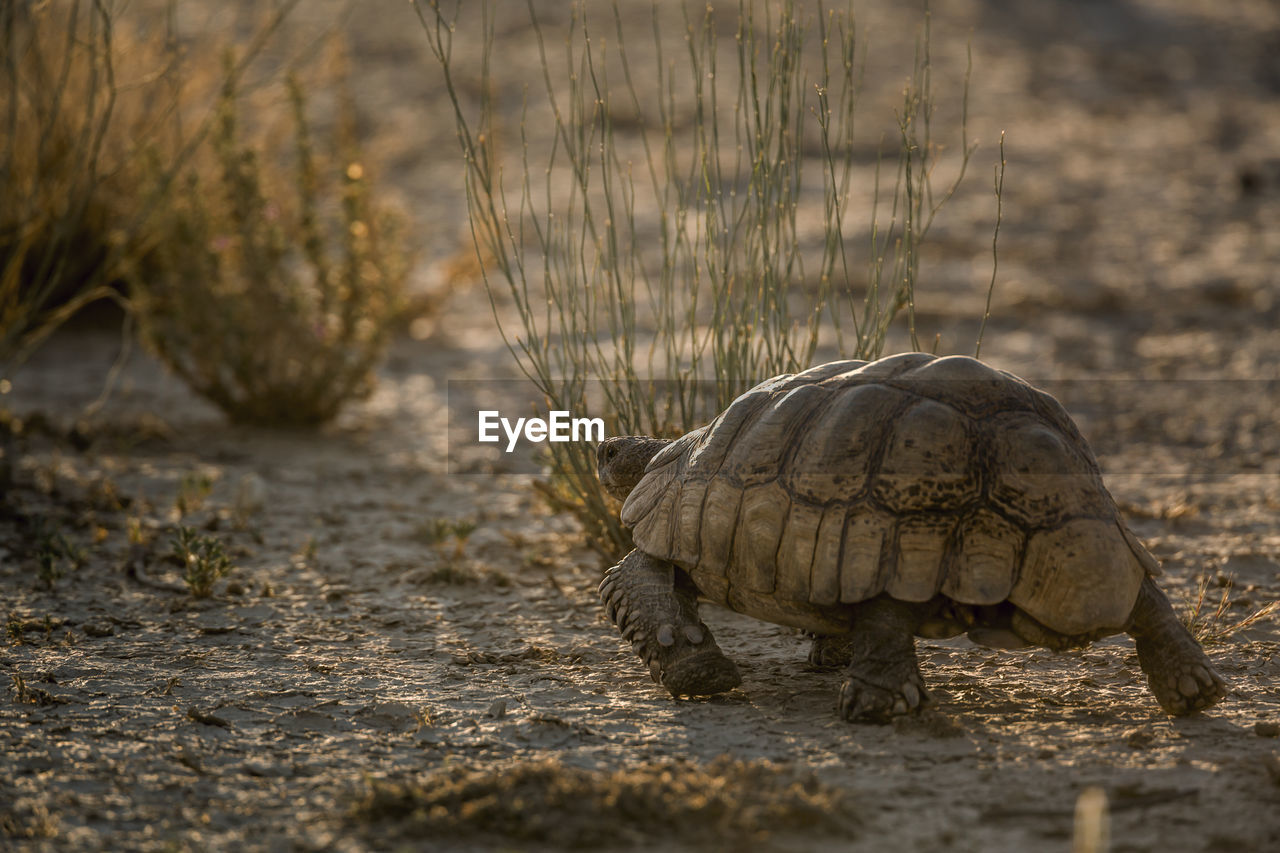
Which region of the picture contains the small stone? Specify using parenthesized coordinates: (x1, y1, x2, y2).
(1264, 754, 1280, 787)
(234, 472, 267, 521)
(487, 699, 508, 719)
(1254, 721, 1280, 738)
(83, 622, 114, 638)
(1124, 728, 1157, 749)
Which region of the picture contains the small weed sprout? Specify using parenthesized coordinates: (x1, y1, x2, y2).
(6, 617, 23, 645)
(31, 517, 86, 589)
(36, 551, 61, 590)
(1181, 572, 1280, 645)
(412, 518, 498, 585)
(415, 518, 477, 561)
(175, 472, 215, 518)
(294, 536, 319, 566)
(171, 526, 234, 598)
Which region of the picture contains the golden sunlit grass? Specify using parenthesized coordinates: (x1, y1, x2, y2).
(1180, 571, 1280, 645)
(0, 1, 174, 372)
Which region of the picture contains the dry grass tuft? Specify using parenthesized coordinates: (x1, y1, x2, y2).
(1180, 572, 1280, 645)
(352, 756, 854, 847)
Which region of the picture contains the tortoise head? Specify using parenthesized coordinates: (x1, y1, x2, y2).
(597, 436, 673, 501)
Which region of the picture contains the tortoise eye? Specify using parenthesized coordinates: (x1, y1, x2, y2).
(599, 442, 617, 463)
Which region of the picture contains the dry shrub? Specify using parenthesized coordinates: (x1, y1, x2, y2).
(352, 756, 855, 847)
(1, 2, 415, 428)
(422, 1, 987, 556)
(0, 1, 200, 372)
(132, 44, 412, 426)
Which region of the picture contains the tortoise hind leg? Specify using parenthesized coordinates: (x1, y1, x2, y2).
(599, 550, 741, 697)
(1127, 575, 1227, 715)
(808, 634, 856, 668)
(839, 595, 935, 723)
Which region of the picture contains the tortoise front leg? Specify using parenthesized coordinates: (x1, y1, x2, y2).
(839, 595, 935, 722)
(599, 550, 741, 697)
(1127, 575, 1227, 715)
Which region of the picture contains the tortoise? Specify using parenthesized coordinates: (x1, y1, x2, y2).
(596, 353, 1227, 721)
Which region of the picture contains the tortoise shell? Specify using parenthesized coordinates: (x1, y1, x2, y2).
(620, 353, 1154, 638)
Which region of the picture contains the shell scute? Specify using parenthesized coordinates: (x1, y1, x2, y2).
(871, 398, 979, 512)
(888, 515, 954, 602)
(781, 383, 904, 504)
(729, 481, 789, 594)
(988, 411, 1111, 526)
(1012, 518, 1144, 635)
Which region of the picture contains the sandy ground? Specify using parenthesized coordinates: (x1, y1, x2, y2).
(3, 0, 1280, 850)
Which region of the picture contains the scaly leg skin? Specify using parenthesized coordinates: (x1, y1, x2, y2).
(839, 596, 934, 723)
(599, 550, 741, 697)
(1128, 575, 1227, 715)
(808, 634, 856, 668)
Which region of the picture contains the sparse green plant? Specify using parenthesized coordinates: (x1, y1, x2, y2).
(6, 616, 23, 645)
(421, 562, 511, 588)
(132, 47, 413, 427)
(414, 518, 477, 560)
(294, 535, 318, 566)
(420, 1, 989, 556)
(30, 516, 86, 589)
(171, 525, 234, 598)
(174, 471, 215, 517)
(36, 550, 61, 589)
(1181, 572, 1280, 645)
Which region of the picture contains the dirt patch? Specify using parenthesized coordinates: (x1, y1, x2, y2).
(352, 756, 854, 848)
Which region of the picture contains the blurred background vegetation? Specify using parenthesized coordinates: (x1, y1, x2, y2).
(1, 0, 416, 428)
(420, 0, 996, 555)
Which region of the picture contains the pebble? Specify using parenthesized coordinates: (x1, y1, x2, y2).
(1254, 721, 1280, 738)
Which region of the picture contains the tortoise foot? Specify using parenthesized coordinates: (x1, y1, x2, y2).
(839, 669, 932, 723)
(1137, 637, 1226, 715)
(1129, 576, 1228, 715)
(838, 595, 934, 723)
(649, 631, 742, 697)
(601, 550, 741, 698)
